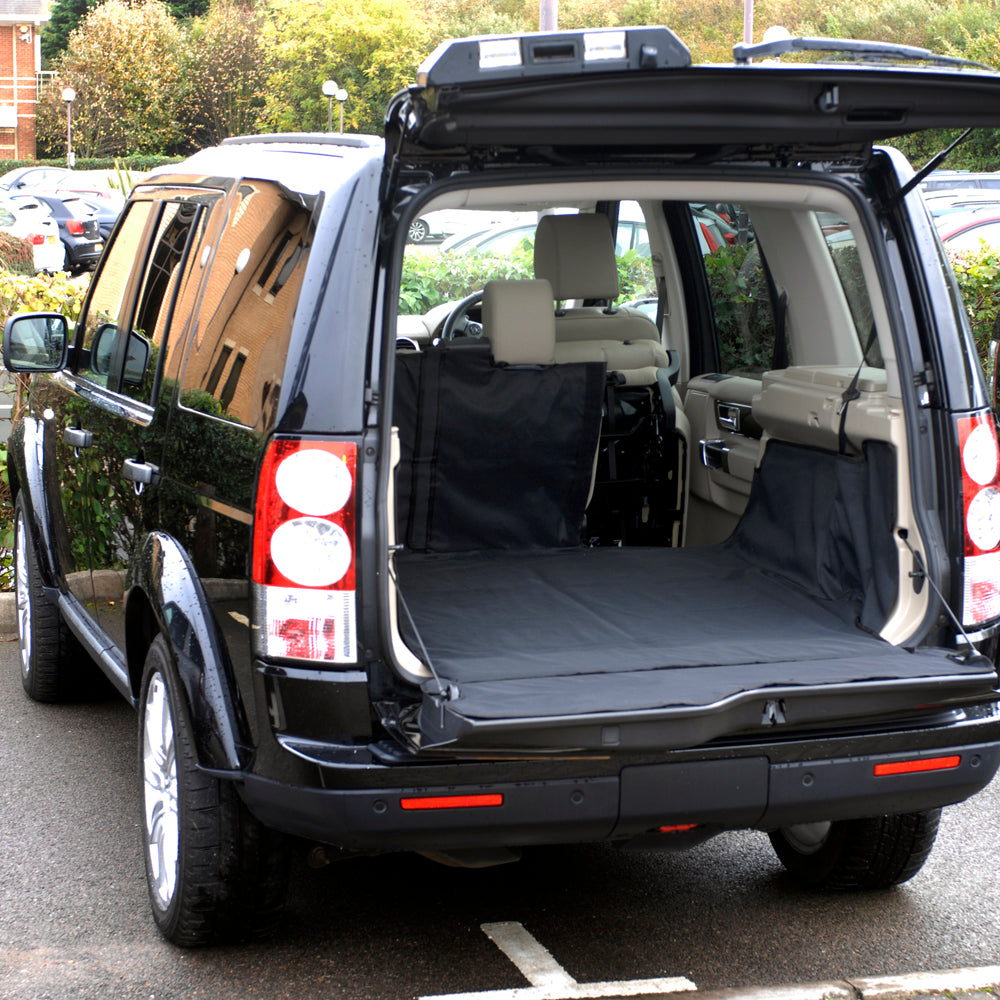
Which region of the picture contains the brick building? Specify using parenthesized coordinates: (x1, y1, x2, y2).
(0, 0, 47, 160)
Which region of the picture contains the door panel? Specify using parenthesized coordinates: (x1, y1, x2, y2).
(684, 374, 763, 545)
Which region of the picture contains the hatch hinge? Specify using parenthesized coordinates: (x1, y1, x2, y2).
(762, 699, 787, 726)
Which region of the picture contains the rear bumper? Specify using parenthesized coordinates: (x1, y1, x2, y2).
(238, 739, 1000, 851)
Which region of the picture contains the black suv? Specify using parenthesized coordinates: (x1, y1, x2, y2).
(8, 27, 1000, 945)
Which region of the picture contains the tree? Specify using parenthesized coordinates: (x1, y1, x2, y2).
(41, 0, 98, 63)
(185, 1, 273, 146)
(263, 0, 437, 136)
(36, 0, 189, 157)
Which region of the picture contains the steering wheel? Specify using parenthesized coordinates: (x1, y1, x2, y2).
(440, 289, 485, 341)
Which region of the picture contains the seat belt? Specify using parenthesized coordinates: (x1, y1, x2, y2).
(837, 328, 879, 455)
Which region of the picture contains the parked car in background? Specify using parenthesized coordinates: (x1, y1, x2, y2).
(936, 209, 1000, 253)
(62, 194, 121, 242)
(923, 189, 1000, 220)
(0, 166, 72, 193)
(0, 196, 65, 273)
(12, 193, 103, 272)
(920, 169, 1000, 193)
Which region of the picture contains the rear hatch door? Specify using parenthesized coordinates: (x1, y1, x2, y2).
(387, 27, 1000, 169)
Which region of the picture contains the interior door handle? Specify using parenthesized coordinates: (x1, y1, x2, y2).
(699, 438, 731, 473)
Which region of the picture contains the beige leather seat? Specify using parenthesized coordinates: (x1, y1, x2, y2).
(482, 278, 557, 365)
(481, 277, 689, 546)
(534, 213, 663, 345)
(533, 215, 690, 542)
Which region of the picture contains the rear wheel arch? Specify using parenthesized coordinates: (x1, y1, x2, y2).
(128, 531, 250, 772)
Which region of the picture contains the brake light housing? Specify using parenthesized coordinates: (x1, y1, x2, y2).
(957, 413, 1000, 627)
(66, 219, 85, 236)
(252, 438, 358, 663)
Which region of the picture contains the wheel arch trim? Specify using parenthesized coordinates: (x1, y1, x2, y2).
(128, 531, 250, 773)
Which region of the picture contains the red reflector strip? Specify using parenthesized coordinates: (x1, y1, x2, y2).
(658, 823, 699, 833)
(400, 794, 503, 811)
(874, 756, 961, 777)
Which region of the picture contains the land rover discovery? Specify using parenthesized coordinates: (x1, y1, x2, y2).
(7, 26, 1000, 944)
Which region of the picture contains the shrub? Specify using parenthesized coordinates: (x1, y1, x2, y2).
(0, 271, 89, 588)
(399, 242, 655, 316)
(946, 245, 1000, 364)
(0, 232, 38, 276)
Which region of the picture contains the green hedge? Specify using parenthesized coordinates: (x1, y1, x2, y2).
(400, 242, 655, 315)
(0, 154, 183, 173)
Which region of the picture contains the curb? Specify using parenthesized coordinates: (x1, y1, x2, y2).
(684, 968, 1000, 1000)
(0, 590, 13, 633)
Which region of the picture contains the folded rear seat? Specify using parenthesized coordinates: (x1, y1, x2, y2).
(393, 279, 605, 553)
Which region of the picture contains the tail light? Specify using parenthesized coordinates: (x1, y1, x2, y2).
(957, 413, 1000, 626)
(28, 233, 44, 245)
(252, 438, 357, 663)
(66, 219, 84, 236)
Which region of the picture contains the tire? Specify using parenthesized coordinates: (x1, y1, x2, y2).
(139, 635, 290, 946)
(408, 217, 430, 243)
(14, 495, 85, 702)
(769, 809, 941, 890)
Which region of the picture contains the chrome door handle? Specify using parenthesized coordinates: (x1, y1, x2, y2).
(63, 426, 93, 450)
(122, 458, 160, 494)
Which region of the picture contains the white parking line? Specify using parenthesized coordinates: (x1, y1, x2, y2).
(420, 920, 697, 1000)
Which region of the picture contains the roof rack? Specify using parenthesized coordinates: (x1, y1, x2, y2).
(733, 35, 993, 71)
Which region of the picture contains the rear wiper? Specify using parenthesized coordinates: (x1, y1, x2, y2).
(734, 35, 993, 71)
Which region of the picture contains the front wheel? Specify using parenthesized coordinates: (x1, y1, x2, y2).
(14, 495, 85, 702)
(768, 809, 941, 890)
(408, 217, 430, 243)
(139, 635, 290, 946)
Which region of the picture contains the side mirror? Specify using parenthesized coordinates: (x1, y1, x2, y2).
(2, 313, 69, 372)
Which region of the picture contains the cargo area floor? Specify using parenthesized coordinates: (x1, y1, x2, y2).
(395, 545, 992, 723)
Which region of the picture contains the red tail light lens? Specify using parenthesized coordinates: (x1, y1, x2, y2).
(66, 219, 85, 236)
(957, 413, 1000, 626)
(29, 233, 44, 245)
(252, 439, 357, 662)
(699, 221, 720, 252)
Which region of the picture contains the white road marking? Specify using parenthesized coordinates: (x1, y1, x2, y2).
(420, 920, 697, 1000)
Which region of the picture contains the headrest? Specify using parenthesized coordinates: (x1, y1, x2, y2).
(482, 279, 556, 366)
(533, 214, 620, 302)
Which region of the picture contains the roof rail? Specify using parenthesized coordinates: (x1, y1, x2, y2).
(733, 35, 993, 71)
(220, 133, 380, 149)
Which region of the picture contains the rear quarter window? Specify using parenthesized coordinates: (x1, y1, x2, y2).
(178, 180, 315, 433)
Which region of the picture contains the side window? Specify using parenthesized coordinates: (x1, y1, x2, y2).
(78, 200, 156, 390)
(696, 202, 779, 376)
(78, 199, 204, 405)
(179, 180, 314, 431)
(122, 201, 205, 405)
(822, 214, 881, 367)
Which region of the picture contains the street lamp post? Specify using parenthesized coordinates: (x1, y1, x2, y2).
(321, 79, 338, 133)
(335, 88, 347, 134)
(61, 87, 76, 168)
